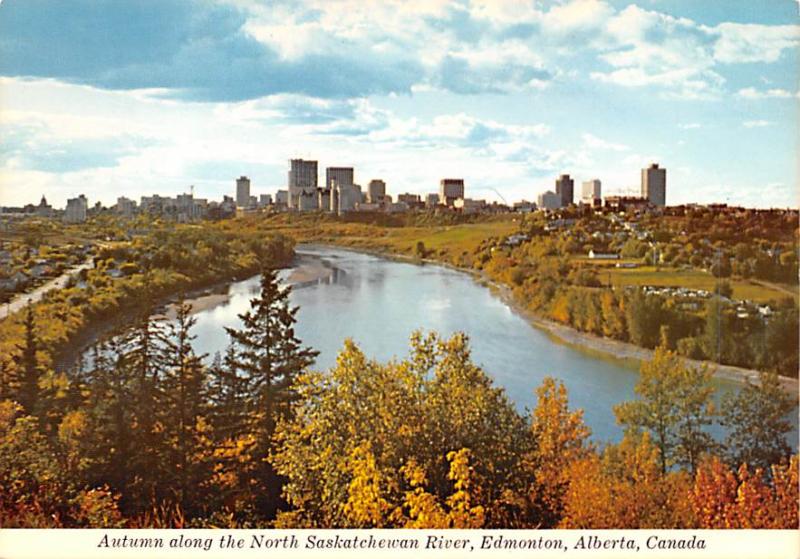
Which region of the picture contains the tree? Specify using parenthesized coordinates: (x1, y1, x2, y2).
(614, 347, 715, 473)
(225, 267, 318, 517)
(272, 333, 531, 528)
(162, 301, 209, 514)
(720, 372, 797, 472)
(14, 305, 41, 416)
(528, 377, 591, 526)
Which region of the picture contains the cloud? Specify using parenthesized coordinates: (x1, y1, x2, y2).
(713, 23, 799, 64)
(742, 120, 773, 128)
(737, 87, 794, 99)
(0, 0, 423, 101)
(582, 133, 629, 151)
(678, 123, 702, 129)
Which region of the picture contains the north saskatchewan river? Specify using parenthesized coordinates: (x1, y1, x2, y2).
(84, 244, 799, 445)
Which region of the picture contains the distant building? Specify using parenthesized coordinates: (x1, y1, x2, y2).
(555, 174, 574, 207)
(439, 179, 465, 207)
(604, 195, 649, 213)
(537, 190, 561, 211)
(288, 159, 318, 209)
(367, 179, 386, 204)
(588, 250, 619, 260)
(116, 196, 136, 217)
(275, 190, 289, 206)
(454, 198, 486, 214)
(36, 195, 53, 217)
(259, 194, 272, 206)
(326, 167, 354, 190)
(64, 195, 88, 223)
(425, 193, 440, 208)
(330, 180, 361, 214)
(397, 193, 421, 205)
(641, 163, 666, 207)
(513, 200, 536, 213)
(236, 176, 251, 208)
(581, 179, 602, 207)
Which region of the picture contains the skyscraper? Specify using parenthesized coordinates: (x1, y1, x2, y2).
(439, 179, 465, 206)
(288, 159, 318, 209)
(641, 163, 666, 207)
(555, 174, 574, 207)
(367, 179, 386, 203)
(581, 179, 602, 206)
(236, 176, 251, 207)
(64, 194, 88, 223)
(326, 167, 354, 189)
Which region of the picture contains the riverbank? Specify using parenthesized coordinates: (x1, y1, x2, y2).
(306, 243, 798, 394)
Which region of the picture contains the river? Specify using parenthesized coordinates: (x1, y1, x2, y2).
(177, 245, 796, 446)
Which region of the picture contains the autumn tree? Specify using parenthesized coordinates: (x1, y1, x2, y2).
(527, 376, 591, 527)
(690, 455, 798, 529)
(559, 431, 694, 528)
(225, 268, 318, 517)
(720, 372, 797, 472)
(272, 333, 532, 528)
(614, 347, 715, 473)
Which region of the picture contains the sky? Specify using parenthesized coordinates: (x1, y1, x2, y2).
(0, 0, 798, 209)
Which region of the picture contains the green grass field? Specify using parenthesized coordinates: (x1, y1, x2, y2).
(602, 266, 796, 304)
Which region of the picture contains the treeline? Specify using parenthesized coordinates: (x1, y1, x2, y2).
(0, 268, 796, 528)
(475, 236, 799, 378)
(0, 226, 295, 401)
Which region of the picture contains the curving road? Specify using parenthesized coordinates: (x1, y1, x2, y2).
(0, 258, 94, 320)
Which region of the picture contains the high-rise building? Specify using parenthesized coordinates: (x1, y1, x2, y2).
(326, 167, 354, 190)
(288, 159, 318, 209)
(439, 179, 465, 207)
(116, 196, 136, 217)
(425, 193, 440, 208)
(537, 190, 560, 211)
(236, 176, 251, 207)
(64, 194, 88, 223)
(555, 174, 574, 207)
(581, 179, 602, 206)
(641, 163, 666, 207)
(367, 179, 386, 203)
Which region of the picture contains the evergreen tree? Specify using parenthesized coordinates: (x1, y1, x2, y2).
(163, 301, 208, 513)
(121, 300, 171, 511)
(720, 372, 797, 472)
(14, 305, 40, 416)
(225, 268, 318, 517)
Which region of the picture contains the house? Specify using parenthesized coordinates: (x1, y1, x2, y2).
(28, 263, 51, 278)
(0, 271, 29, 291)
(589, 250, 619, 260)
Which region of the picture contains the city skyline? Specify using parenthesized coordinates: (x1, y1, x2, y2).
(0, 1, 798, 209)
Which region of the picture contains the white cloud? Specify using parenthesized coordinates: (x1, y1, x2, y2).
(679, 123, 702, 129)
(713, 23, 800, 64)
(582, 133, 629, 151)
(737, 87, 794, 99)
(742, 120, 773, 128)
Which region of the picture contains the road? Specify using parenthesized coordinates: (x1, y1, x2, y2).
(0, 258, 94, 320)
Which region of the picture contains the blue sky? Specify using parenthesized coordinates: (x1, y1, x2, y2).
(0, 0, 797, 208)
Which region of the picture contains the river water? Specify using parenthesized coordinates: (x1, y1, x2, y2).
(180, 245, 796, 446)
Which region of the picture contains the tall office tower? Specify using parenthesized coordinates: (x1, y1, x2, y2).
(439, 178, 465, 206)
(555, 174, 574, 207)
(64, 194, 88, 223)
(367, 179, 386, 203)
(641, 163, 666, 207)
(236, 176, 251, 207)
(581, 179, 602, 206)
(288, 159, 318, 209)
(326, 167, 355, 189)
(537, 190, 561, 211)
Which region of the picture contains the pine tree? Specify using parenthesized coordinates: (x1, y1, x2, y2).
(163, 301, 208, 513)
(14, 305, 40, 416)
(225, 267, 318, 516)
